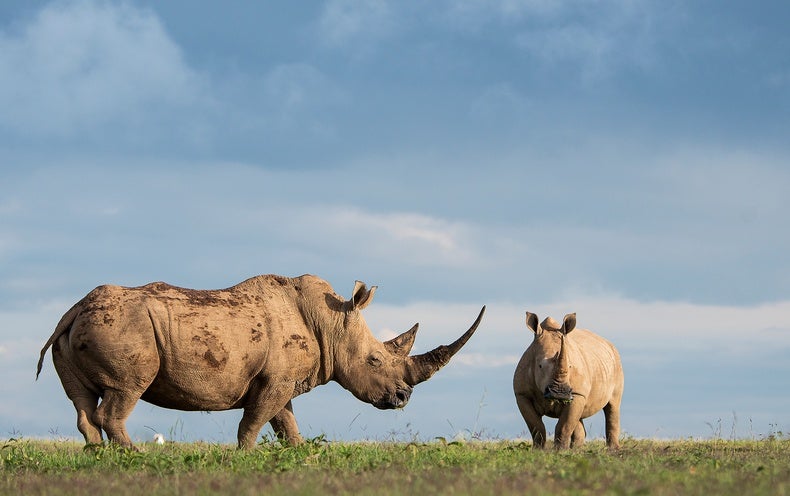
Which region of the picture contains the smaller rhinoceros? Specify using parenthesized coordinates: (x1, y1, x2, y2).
(513, 312, 623, 449)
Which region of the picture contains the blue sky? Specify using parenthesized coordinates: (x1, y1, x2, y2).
(1, 0, 789, 444)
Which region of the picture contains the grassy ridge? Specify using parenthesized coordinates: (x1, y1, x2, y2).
(2, 437, 789, 495)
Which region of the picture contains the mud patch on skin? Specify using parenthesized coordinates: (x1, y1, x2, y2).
(283, 334, 309, 351)
(144, 282, 232, 307)
(73, 330, 92, 352)
(203, 350, 223, 368)
(179, 288, 227, 307)
(191, 330, 229, 370)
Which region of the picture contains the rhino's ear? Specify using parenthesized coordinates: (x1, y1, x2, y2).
(525, 312, 539, 335)
(350, 281, 377, 310)
(384, 323, 419, 356)
(561, 313, 577, 335)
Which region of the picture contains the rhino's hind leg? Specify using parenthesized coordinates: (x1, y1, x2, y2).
(603, 401, 621, 449)
(268, 401, 304, 446)
(64, 390, 103, 445)
(92, 389, 141, 449)
(74, 394, 103, 445)
(52, 348, 103, 444)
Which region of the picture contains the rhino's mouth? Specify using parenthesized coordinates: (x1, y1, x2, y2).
(373, 387, 412, 410)
(544, 384, 573, 403)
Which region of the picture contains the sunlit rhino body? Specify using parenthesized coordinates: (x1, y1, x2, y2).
(37, 274, 485, 449)
(513, 312, 623, 449)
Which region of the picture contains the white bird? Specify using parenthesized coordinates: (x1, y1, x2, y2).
(153, 433, 165, 445)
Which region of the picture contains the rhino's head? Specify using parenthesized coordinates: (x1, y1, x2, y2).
(526, 311, 577, 403)
(331, 281, 485, 410)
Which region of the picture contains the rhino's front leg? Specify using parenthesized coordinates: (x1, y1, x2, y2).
(515, 394, 547, 448)
(571, 419, 586, 447)
(554, 399, 586, 449)
(268, 401, 304, 446)
(237, 381, 295, 450)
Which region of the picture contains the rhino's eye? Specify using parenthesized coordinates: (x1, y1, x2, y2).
(367, 355, 383, 368)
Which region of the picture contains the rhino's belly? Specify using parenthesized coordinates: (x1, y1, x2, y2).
(142, 374, 250, 411)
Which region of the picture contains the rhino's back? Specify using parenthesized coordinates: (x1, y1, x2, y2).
(65, 275, 322, 411)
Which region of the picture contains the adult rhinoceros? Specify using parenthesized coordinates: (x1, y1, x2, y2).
(513, 312, 623, 449)
(37, 274, 485, 449)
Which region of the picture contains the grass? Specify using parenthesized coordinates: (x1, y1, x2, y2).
(2, 436, 789, 495)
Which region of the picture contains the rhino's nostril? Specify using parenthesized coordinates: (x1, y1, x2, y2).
(395, 388, 411, 404)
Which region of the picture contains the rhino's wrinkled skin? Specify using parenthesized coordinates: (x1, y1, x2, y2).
(37, 274, 485, 449)
(513, 312, 623, 449)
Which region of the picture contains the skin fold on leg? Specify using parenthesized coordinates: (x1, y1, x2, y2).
(92, 389, 144, 449)
(268, 401, 303, 446)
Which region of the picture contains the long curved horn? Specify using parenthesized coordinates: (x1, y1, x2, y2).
(405, 306, 485, 386)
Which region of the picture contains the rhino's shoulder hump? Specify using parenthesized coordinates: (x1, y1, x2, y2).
(234, 274, 295, 290)
(84, 283, 126, 301)
(137, 281, 175, 292)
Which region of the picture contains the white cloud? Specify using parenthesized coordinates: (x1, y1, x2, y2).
(453, 352, 522, 368)
(0, 0, 207, 136)
(340, 210, 460, 253)
(256, 205, 480, 268)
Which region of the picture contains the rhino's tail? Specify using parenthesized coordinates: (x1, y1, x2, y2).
(36, 302, 82, 380)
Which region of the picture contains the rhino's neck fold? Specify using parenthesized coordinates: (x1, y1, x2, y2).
(316, 330, 334, 386)
(295, 292, 337, 388)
